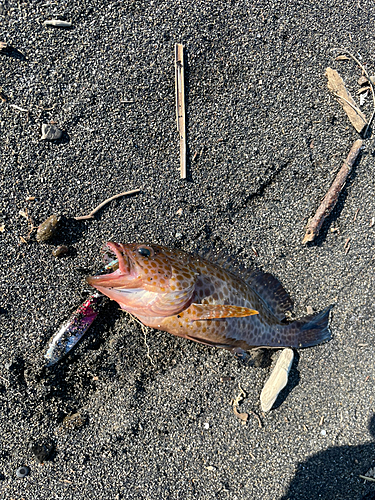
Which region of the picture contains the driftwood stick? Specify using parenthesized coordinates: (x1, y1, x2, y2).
(74, 189, 140, 220)
(302, 139, 363, 244)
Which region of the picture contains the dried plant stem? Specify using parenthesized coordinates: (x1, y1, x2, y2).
(124, 312, 156, 366)
(331, 47, 375, 136)
(359, 475, 375, 482)
(332, 92, 363, 116)
(248, 410, 263, 428)
(74, 189, 140, 220)
(326, 68, 367, 133)
(302, 139, 363, 244)
(10, 104, 29, 112)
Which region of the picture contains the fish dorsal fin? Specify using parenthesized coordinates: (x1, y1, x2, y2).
(188, 303, 258, 321)
(196, 247, 235, 271)
(243, 269, 293, 321)
(195, 247, 293, 321)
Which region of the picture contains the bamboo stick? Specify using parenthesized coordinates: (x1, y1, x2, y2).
(175, 43, 186, 179)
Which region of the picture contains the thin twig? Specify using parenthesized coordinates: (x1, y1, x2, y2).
(248, 410, 263, 428)
(74, 189, 140, 220)
(332, 92, 364, 116)
(359, 475, 375, 482)
(77, 124, 95, 132)
(10, 104, 29, 112)
(303, 139, 363, 243)
(331, 48, 371, 83)
(331, 47, 375, 136)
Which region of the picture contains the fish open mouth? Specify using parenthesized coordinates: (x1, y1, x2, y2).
(86, 242, 137, 288)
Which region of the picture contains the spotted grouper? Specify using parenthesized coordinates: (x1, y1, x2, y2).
(87, 243, 332, 356)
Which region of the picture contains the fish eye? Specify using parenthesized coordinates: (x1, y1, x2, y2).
(137, 246, 154, 258)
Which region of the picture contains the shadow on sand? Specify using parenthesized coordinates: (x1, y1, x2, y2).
(281, 414, 375, 500)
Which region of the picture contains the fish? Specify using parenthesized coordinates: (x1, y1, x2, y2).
(87, 243, 332, 357)
(44, 293, 104, 366)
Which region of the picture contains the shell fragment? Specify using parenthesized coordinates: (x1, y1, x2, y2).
(260, 348, 294, 412)
(43, 19, 72, 28)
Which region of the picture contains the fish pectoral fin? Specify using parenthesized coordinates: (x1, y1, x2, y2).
(188, 303, 258, 320)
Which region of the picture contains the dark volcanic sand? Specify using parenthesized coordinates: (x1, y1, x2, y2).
(0, 1, 375, 499)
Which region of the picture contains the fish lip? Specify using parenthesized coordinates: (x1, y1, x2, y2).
(86, 242, 135, 288)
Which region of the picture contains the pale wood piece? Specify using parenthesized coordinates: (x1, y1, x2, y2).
(326, 67, 367, 133)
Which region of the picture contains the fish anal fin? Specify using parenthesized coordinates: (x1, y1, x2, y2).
(188, 303, 258, 320)
(185, 336, 248, 360)
(243, 270, 293, 321)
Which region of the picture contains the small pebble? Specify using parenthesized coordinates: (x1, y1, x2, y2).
(203, 422, 209, 430)
(175, 232, 183, 240)
(43, 19, 72, 28)
(52, 245, 69, 257)
(36, 214, 60, 242)
(41, 124, 63, 141)
(358, 75, 368, 86)
(369, 76, 375, 85)
(29, 442, 53, 463)
(62, 412, 85, 430)
(306, 306, 314, 315)
(16, 466, 30, 478)
(206, 466, 217, 471)
(320, 429, 327, 436)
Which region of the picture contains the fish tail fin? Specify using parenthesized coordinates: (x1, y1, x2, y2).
(283, 305, 333, 348)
